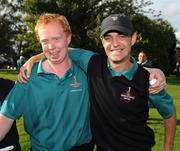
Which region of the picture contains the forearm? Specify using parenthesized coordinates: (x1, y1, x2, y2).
(163, 109, 176, 151)
(28, 52, 45, 64)
(0, 114, 14, 141)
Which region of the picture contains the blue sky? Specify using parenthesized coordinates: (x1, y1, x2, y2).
(142, 0, 180, 39)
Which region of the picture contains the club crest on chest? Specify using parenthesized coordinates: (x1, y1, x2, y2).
(120, 87, 135, 103)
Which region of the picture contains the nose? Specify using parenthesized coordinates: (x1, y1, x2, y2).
(48, 41, 55, 50)
(112, 38, 119, 47)
(48, 42, 55, 50)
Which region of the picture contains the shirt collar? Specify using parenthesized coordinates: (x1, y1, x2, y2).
(37, 58, 46, 74)
(37, 58, 73, 79)
(107, 57, 138, 80)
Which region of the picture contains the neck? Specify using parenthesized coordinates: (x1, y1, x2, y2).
(43, 57, 71, 78)
(109, 58, 131, 72)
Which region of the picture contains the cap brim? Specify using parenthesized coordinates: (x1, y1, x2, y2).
(100, 25, 132, 37)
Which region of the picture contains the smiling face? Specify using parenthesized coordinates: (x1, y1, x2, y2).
(38, 21, 71, 64)
(138, 52, 147, 64)
(101, 32, 137, 66)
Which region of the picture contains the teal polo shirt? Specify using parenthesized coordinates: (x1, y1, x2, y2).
(69, 48, 174, 119)
(0, 58, 92, 151)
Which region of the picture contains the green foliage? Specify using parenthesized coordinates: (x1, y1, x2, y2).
(0, 0, 177, 74)
(132, 14, 176, 75)
(22, 0, 145, 51)
(0, 17, 14, 55)
(0, 0, 27, 63)
(21, 0, 176, 74)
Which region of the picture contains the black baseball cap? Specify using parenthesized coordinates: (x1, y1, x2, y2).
(100, 14, 134, 37)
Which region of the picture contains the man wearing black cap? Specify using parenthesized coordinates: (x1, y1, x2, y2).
(17, 14, 175, 151)
(88, 14, 176, 151)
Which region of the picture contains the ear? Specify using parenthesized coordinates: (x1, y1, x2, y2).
(131, 32, 137, 46)
(100, 37, 105, 47)
(67, 33, 72, 45)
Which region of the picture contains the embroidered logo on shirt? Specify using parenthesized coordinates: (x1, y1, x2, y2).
(120, 87, 135, 103)
(70, 76, 82, 92)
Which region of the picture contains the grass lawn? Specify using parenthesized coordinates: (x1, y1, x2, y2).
(0, 69, 180, 151)
(149, 75, 180, 151)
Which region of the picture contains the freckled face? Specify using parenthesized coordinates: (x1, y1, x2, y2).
(138, 52, 147, 63)
(38, 22, 71, 64)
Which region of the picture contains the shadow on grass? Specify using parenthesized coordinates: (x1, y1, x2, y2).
(176, 119, 180, 125)
(148, 118, 163, 124)
(148, 118, 180, 125)
(166, 75, 180, 86)
(0, 69, 18, 74)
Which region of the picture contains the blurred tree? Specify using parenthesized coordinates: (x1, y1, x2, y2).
(0, 0, 177, 73)
(132, 14, 176, 75)
(175, 47, 180, 63)
(0, 0, 26, 66)
(23, 0, 150, 52)
(0, 16, 13, 55)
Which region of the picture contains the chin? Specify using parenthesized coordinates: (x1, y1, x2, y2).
(50, 59, 61, 64)
(112, 58, 122, 62)
(111, 58, 124, 64)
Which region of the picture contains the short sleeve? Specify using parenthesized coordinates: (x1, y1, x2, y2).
(0, 83, 24, 120)
(148, 90, 174, 119)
